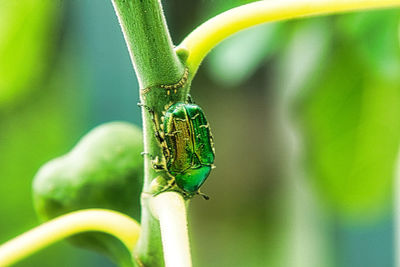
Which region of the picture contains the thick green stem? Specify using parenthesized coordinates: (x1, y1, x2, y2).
(111, 1, 190, 266)
(111, 0, 185, 88)
(112, 1, 400, 266)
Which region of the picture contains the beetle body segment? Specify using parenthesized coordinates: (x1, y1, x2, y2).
(163, 103, 215, 194)
(175, 166, 212, 193)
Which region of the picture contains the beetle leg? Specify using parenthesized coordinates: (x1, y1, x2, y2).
(137, 103, 161, 137)
(165, 177, 176, 187)
(151, 178, 177, 197)
(152, 156, 167, 171)
(187, 94, 194, 104)
(139, 104, 171, 160)
(151, 156, 176, 181)
(145, 176, 176, 197)
(196, 190, 210, 200)
(138, 104, 173, 177)
(152, 164, 165, 171)
(141, 151, 153, 158)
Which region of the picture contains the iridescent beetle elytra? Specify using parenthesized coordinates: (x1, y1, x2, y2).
(144, 97, 215, 199)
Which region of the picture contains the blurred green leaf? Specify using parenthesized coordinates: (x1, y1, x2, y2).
(277, 18, 332, 102)
(0, 37, 92, 266)
(277, 13, 400, 221)
(199, 0, 266, 88)
(299, 36, 400, 221)
(0, 0, 60, 109)
(337, 10, 400, 80)
(207, 23, 283, 87)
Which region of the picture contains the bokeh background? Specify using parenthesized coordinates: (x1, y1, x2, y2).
(1, 0, 400, 266)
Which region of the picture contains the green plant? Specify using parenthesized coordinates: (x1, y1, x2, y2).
(148, 102, 215, 199)
(33, 122, 143, 267)
(0, 0, 399, 266)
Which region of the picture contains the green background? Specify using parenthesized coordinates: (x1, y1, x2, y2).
(0, 0, 399, 266)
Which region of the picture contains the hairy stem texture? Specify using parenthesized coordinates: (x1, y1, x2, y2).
(111, 1, 191, 266)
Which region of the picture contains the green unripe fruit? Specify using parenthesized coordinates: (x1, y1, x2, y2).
(33, 122, 143, 266)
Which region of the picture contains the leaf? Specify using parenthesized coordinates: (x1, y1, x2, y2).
(300, 41, 400, 221)
(337, 10, 400, 79)
(277, 18, 332, 102)
(0, 0, 61, 109)
(277, 13, 400, 221)
(207, 23, 283, 87)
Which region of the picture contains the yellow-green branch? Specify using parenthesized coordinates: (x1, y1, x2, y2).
(178, 0, 400, 75)
(0, 209, 140, 267)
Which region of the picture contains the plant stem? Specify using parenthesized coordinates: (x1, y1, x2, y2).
(150, 192, 192, 267)
(395, 150, 400, 267)
(111, 0, 185, 88)
(0, 209, 140, 267)
(111, 1, 191, 266)
(178, 0, 400, 76)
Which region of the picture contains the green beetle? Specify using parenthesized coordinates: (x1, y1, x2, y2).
(150, 101, 215, 199)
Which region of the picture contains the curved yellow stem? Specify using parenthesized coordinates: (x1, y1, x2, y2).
(0, 209, 140, 267)
(178, 0, 400, 75)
